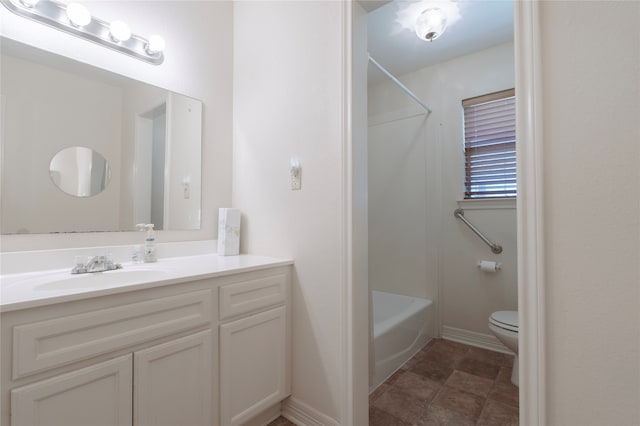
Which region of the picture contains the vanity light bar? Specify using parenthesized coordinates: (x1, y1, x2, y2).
(1, 0, 165, 65)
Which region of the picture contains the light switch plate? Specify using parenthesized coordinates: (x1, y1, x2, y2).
(290, 158, 301, 190)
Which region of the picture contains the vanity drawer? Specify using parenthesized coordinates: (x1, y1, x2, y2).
(13, 289, 212, 379)
(219, 274, 288, 320)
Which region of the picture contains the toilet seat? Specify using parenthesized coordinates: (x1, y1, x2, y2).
(490, 310, 518, 333)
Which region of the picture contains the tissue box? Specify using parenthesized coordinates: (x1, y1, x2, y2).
(217, 208, 240, 255)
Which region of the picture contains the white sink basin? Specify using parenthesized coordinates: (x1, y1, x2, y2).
(34, 269, 170, 291)
(3, 265, 174, 292)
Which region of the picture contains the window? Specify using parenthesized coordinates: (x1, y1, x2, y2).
(463, 89, 516, 199)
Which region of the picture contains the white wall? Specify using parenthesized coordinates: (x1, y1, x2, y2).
(232, 1, 349, 423)
(368, 42, 517, 338)
(0, 1, 232, 251)
(539, 1, 640, 425)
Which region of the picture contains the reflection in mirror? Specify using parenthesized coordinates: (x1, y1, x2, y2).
(49, 147, 112, 198)
(0, 37, 203, 234)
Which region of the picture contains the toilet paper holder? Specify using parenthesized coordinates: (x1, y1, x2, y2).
(477, 260, 502, 272)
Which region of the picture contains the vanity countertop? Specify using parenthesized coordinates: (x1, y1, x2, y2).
(0, 254, 293, 313)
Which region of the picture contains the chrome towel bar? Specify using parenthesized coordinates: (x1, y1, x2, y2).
(454, 208, 503, 254)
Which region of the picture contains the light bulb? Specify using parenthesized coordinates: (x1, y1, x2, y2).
(415, 8, 447, 42)
(109, 20, 131, 42)
(146, 34, 165, 55)
(19, 0, 39, 8)
(66, 3, 91, 27)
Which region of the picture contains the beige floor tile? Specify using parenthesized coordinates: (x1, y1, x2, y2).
(373, 386, 429, 424)
(444, 370, 494, 398)
(369, 339, 519, 426)
(369, 406, 412, 426)
(476, 399, 519, 426)
(415, 404, 477, 426)
(431, 386, 486, 418)
(488, 380, 519, 409)
(456, 357, 500, 380)
(393, 370, 442, 402)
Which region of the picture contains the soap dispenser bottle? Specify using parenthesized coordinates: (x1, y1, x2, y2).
(138, 223, 157, 263)
(133, 224, 146, 263)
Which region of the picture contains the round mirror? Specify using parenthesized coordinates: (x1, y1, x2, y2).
(49, 147, 111, 197)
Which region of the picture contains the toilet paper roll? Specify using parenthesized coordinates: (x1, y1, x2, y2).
(479, 260, 501, 272)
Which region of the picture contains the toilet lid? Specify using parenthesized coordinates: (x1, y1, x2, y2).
(490, 311, 518, 332)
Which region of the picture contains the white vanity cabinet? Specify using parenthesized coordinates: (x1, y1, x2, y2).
(11, 330, 214, 426)
(1, 263, 292, 426)
(134, 330, 213, 426)
(11, 354, 134, 426)
(218, 274, 291, 426)
(4, 283, 215, 426)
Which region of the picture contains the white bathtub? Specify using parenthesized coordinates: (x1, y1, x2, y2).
(370, 290, 433, 391)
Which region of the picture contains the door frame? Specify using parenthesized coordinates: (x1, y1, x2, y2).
(514, 1, 546, 425)
(344, 1, 546, 425)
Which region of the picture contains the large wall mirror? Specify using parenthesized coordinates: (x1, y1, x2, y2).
(0, 37, 203, 234)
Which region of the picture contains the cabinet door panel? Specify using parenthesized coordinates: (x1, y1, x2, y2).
(11, 355, 132, 426)
(219, 274, 287, 319)
(134, 330, 213, 426)
(220, 306, 287, 426)
(13, 289, 212, 379)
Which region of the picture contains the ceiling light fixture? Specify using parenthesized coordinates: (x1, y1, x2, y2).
(18, 0, 38, 7)
(66, 2, 90, 27)
(415, 7, 448, 42)
(109, 20, 131, 43)
(146, 34, 166, 55)
(0, 0, 165, 65)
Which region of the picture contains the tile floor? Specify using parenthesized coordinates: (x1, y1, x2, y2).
(369, 339, 518, 425)
(267, 338, 518, 426)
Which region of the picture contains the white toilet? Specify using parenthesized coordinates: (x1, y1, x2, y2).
(488, 310, 519, 386)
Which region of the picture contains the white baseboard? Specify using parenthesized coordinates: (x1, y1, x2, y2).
(441, 325, 514, 355)
(281, 397, 338, 426)
(243, 403, 282, 426)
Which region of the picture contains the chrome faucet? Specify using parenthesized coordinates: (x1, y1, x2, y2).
(72, 254, 122, 274)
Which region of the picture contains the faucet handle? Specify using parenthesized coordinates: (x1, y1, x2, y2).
(71, 253, 122, 274)
(73, 255, 90, 273)
(104, 254, 115, 270)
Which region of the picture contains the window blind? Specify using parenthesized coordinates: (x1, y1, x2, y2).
(463, 88, 516, 199)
